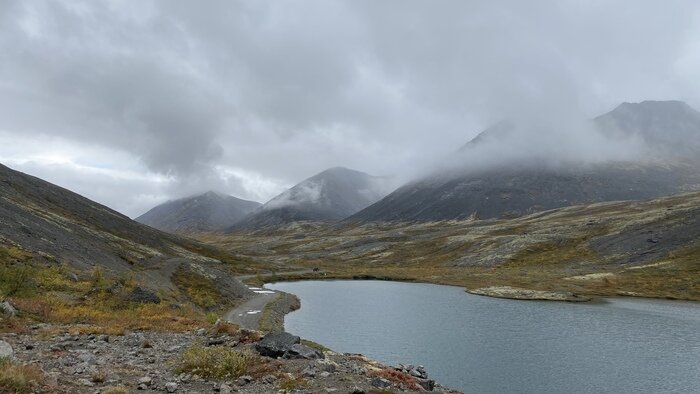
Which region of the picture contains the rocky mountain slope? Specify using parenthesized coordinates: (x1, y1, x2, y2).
(350, 101, 700, 222)
(136, 191, 261, 234)
(0, 162, 257, 302)
(232, 167, 390, 230)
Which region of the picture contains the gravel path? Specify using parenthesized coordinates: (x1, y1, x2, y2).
(225, 269, 316, 329)
(224, 287, 278, 329)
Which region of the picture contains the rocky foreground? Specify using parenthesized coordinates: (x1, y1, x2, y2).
(0, 322, 460, 393)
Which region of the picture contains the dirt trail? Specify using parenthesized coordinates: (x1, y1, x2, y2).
(225, 269, 316, 330)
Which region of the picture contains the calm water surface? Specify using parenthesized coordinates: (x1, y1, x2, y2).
(266, 280, 700, 394)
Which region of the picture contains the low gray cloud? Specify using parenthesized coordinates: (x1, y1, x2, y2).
(1, 0, 700, 216)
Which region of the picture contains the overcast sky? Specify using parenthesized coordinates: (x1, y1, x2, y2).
(2, 0, 700, 217)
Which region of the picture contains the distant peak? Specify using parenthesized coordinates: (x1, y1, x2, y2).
(615, 100, 693, 112)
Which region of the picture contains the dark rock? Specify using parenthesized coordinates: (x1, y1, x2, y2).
(207, 338, 226, 346)
(128, 287, 161, 304)
(283, 343, 324, 360)
(417, 378, 436, 391)
(255, 332, 300, 358)
(370, 377, 392, 389)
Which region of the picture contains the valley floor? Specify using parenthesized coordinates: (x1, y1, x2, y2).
(203, 192, 700, 302)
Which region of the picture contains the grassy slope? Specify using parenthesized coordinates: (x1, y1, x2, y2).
(202, 192, 700, 300)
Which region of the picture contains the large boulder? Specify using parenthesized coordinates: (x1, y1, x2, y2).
(255, 332, 300, 358)
(0, 340, 13, 358)
(128, 287, 161, 304)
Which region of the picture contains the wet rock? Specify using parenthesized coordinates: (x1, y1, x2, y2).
(0, 340, 13, 358)
(255, 332, 300, 358)
(0, 300, 17, 316)
(283, 343, 324, 360)
(128, 287, 161, 304)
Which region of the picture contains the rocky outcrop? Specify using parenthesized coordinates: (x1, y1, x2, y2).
(254, 331, 324, 360)
(255, 331, 301, 358)
(0, 324, 460, 393)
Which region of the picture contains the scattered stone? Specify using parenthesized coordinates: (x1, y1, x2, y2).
(417, 378, 436, 391)
(351, 387, 366, 394)
(283, 343, 324, 360)
(99, 335, 109, 343)
(165, 382, 178, 392)
(236, 375, 253, 386)
(128, 287, 161, 304)
(138, 376, 152, 386)
(219, 382, 233, 393)
(317, 359, 338, 373)
(78, 378, 95, 387)
(207, 338, 226, 346)
(370, 377, 392, 389)
(195, 328, 207, 336)
(66, 272, 79, 282)
(255, 332, 300, 358)
(0, 300, 17, 316)
(301, 366, 316, 377)
(261, 374, 277, 384)
(320, 371, 331, 378)
(0, 340, 13, 358)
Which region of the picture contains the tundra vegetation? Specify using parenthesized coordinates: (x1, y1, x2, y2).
(205, 192, 700, 301)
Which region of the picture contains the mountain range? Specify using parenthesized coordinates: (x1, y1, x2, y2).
(136, 191, 260, 234)
(349, 100, 700, 222)
(231, 167, 390, 230)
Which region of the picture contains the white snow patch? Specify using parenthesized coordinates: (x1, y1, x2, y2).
(246, 310, 261, 315)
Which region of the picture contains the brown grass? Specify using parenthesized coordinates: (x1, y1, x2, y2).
(177, 343, 257, 379)
(0, 358, 45, 394)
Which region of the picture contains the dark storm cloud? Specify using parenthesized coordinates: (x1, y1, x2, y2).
(1, 0, 700, 216)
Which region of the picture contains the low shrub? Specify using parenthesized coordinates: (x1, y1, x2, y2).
(178, 343, 255, 379)
(0, 358, 45, 394)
